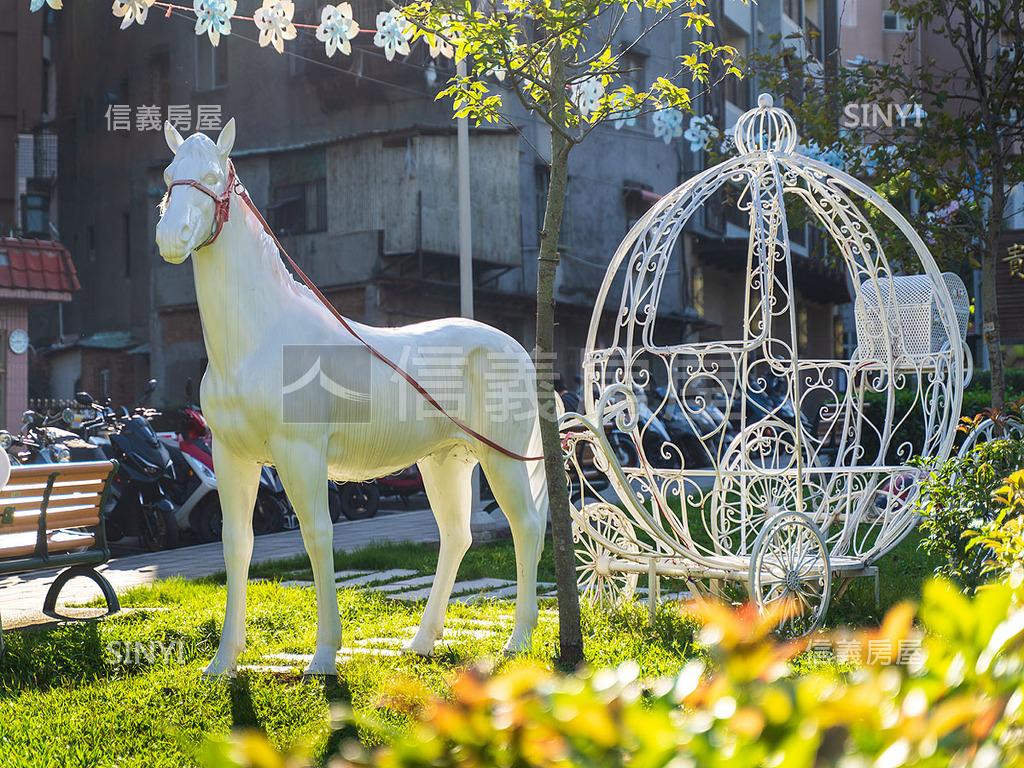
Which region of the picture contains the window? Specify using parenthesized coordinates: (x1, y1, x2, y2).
(21, 193, 49, 236)
(270, 179, 327, 235)
(783, 0, 801, 23)
(789, 222, 806, 246)
(623, 185, 654, 231)
(883, 11, 913, 31)
(618, 50, 646, 92)
(804, 19, 823, 61)
(798, 306, 809, 350)
(722, 30, 749, 108)
(123, 211, 131, 278)
(196, 38, 229, 90)
(288, 7, 318, 75)
(535, 165, 572, 249)
(150, 51, 170, 105)
(691, 267, 705, 317)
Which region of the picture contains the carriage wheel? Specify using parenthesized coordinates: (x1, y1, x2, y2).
(572, 508, 639, 606)
(749, 511, 831, 637)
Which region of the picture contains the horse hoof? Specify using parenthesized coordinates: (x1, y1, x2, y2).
(501, 634, 532, 657)
(304, 650, 339, 677)
(302, 667, 338, 679)
(402, 636, 436, 657)
(202, 657, 238, 678)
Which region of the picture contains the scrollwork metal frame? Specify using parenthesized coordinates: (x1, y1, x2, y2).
(561, 95, 972, 634)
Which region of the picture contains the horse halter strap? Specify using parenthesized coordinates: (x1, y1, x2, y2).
(165, 159, 542, 463)
(166, 161, 237, 250)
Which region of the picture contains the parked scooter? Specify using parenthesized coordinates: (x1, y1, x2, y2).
(73, 386, 180, 551)
(1, 407, 112, 465)
(165, 381, 288, 538)
(161, 437, 220, 542)
(0, 410, 73, 464)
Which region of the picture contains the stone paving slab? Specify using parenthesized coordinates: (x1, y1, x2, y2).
(365, 575, 437, 593)
(390, 577, 516, 603)
(445, 618, 511, 629)
(336, 569, 420, 588)
(237, 664, 300, 676)
(334, 570, 371, 580)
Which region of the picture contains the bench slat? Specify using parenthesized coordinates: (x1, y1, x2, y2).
(7, 461, 115, 482)
(0, 490, 104, 511)
(0, 532, 97, 559)
(0, 478, 106, 498)
(1, 506, 101, 534)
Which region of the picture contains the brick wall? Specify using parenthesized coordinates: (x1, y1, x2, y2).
(160, 306, 204, 348)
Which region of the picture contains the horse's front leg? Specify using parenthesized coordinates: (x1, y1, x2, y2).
(272, 437, 341, 676)
(204, 444, 261, 677)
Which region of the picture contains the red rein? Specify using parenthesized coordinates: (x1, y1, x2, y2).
(165, 162, 543, 463)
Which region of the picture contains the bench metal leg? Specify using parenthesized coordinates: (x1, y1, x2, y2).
(43, 565, 121, 617)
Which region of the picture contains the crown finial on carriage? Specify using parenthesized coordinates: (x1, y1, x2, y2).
(733, 93, 799, 155)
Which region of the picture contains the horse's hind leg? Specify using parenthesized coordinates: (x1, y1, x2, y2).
(405, 447, 476, 656)
(480, 452, 545, 653)
(272, 438, 341, 676)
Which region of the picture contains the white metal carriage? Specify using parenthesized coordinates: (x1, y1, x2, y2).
(560, 95, 972, 635)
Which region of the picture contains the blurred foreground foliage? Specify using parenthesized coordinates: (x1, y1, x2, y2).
(201, 570, 1024, 768)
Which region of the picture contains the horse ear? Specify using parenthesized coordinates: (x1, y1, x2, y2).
(164, 121, 184, 155)
(216, 118, 236, 159)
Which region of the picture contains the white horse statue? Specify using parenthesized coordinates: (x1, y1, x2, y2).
(155, 120, 548, 676)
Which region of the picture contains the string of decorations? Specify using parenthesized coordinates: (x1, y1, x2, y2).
(26, 0, 761, 152)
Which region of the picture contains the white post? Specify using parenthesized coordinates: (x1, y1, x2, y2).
(457, 58, 474, 322)
(457, 58, 491, 534)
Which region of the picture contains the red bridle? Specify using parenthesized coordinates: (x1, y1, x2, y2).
(164, 160, 238, 250)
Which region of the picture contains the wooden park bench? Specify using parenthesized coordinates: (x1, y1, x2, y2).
(0, 460, 120, 650)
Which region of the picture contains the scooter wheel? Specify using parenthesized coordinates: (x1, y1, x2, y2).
(105, 519, 125, 543)
(191, 495, 223, 543)
(140, 507, 180, 551)
(253, 492, 286, 535)
(335, 482, 380, 521)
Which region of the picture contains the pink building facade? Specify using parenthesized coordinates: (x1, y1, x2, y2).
(0, 238, 79, 431)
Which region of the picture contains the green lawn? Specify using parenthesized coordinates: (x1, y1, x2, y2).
(0, 535, 938, 767)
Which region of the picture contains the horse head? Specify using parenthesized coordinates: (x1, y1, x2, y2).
(156, 118, 236, 264)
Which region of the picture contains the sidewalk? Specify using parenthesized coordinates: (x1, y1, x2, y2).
(0, 506, 457, 626)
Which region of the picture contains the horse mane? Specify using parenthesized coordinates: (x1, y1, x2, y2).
(241, 196, 323, 308)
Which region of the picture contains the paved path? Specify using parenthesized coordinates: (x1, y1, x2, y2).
(0, 507, 449, 625)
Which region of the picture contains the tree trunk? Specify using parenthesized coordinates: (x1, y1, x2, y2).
(535, 43, 583, 668)
(981, 174, 1006, 412)
(981, 235, 1006, 413)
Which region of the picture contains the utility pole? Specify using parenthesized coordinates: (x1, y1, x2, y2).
(457, 57, 488, 527)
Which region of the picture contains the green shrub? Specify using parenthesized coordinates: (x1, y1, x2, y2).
(200, 579, 1024, 768)
(965, 469, 1024, 584)
(918, 439, 1024, 591)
